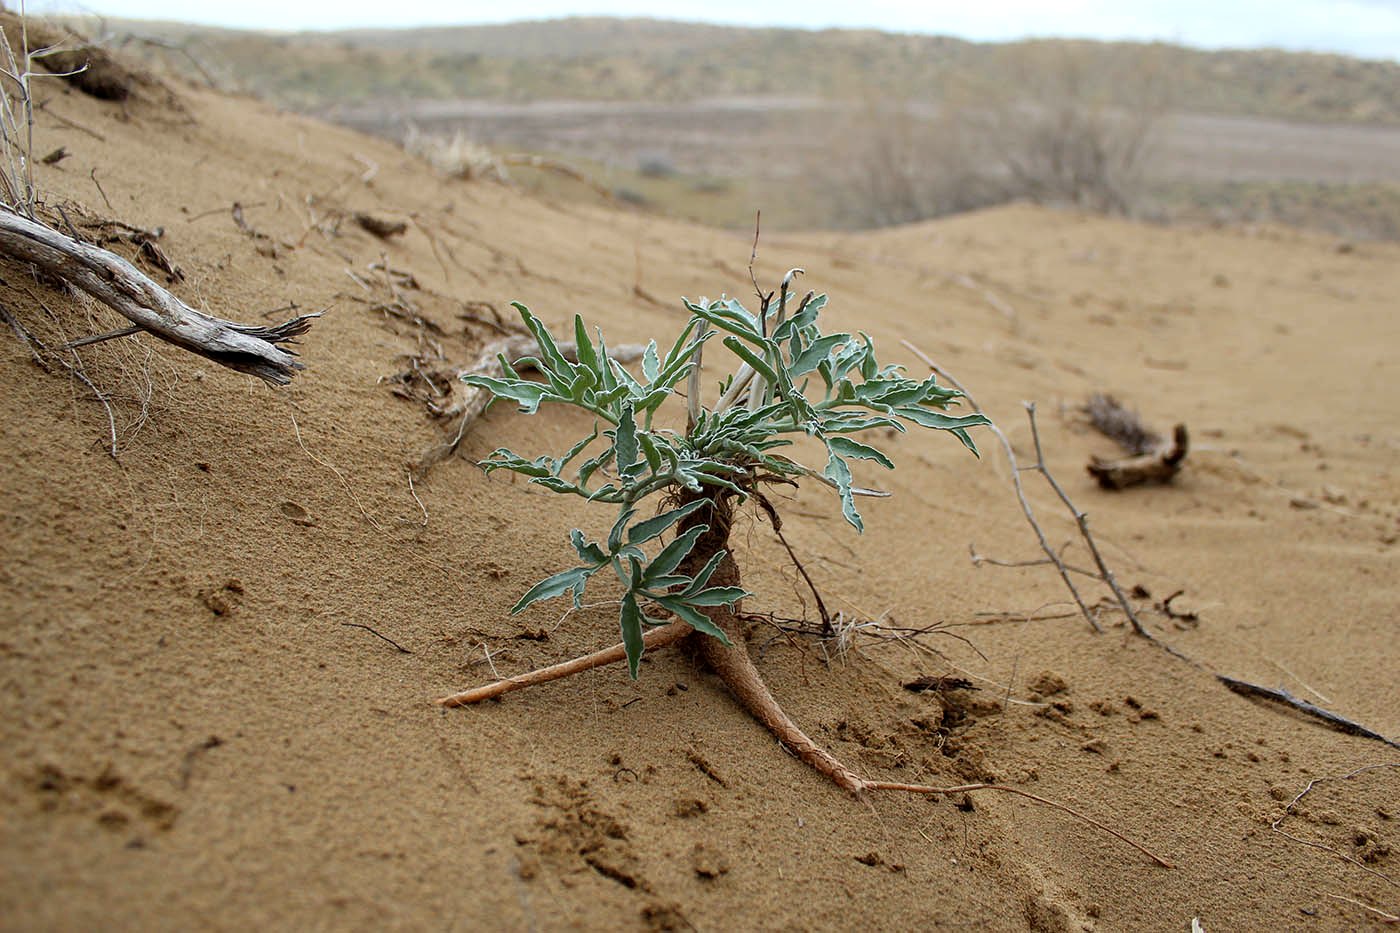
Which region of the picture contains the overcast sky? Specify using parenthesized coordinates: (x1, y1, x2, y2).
(25, 0, 1400, 60)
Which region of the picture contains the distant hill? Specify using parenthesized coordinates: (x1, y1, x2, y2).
(88, 16, 1400, 125)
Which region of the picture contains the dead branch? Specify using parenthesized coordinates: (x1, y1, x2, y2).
(1219, 677, 1400, 748)
(0, 209, 316, 384)
(902, 339, 1101, 633)
(917, 345, 1396, 746)
(1084, 393, 1189, 489)
(354, 212, 406, 239)
(1023, 402, 1152, 638)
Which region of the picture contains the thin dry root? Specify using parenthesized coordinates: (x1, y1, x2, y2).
(435, 620, 690, 707)
(861, 780, 1174, 868)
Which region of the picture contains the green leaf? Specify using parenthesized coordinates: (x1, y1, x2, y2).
(573, 315, 598, 372)
(595, 330, 618, 393)
(514, 302, 574, 378)
(645, 524, 706, 581)
(823, 452, 863, 532)
(772, 293, 826, 341)
(557, 423, 599, 471)
(892, 407, 991, 433)
(512, 565, 593, 614)
(628, 499, 708, 547)
(680, 549, 728, 596)
(461, 374, 552, 414)
(619, 594, 646, 679)
(569, 528, 607, 565)
(826, 436, 895, 469)
(788, 332, 849, 377)
(722, 336, 781, 387)
(655, 596, 731, 644)
(683, 586, 748, 607)
(661, 317, 702, 372)
(642, 340, 661, 383)
(607, 507, 639, 553)
(614, 404, 639, 475)
(638, 432, 664, 475)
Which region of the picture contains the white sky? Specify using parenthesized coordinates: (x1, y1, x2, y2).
(24, 0, 1400, 60)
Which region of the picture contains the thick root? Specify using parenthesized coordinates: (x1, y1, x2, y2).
(435, 620, 690, 707)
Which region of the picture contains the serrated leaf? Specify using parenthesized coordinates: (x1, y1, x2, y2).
(628, 499, 708, 547)
(680, 549, 728, 596)
(619, 594, 646, 679)
(645, 524, 706, 581)
(558, 423, 599, 471)
(823, 452, 864, 532)
(826, 436, 895, 469)
(461, 374, 552, 413)
(642, 340, 661, 383)
(608, 507, 638, 553)
(656, 596, 731, 645)
(514, 302, 574, 379)
(892, 407, 991, 433)
(788, 332, 849, 377)
(512, 565, 592, 614)
(614, 404, 639, 475)
(683, 586, 748, 607)
(569, 528, 607, 565)
(573, 314, 598, 372)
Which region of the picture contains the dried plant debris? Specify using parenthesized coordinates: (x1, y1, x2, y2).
(1084, 393, 1188, 489)
(0, 11, 143, 101)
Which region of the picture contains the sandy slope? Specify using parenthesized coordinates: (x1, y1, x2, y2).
(1, 64, 1397, 932)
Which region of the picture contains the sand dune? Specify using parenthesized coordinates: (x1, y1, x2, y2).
(1, 56, 1397, 931)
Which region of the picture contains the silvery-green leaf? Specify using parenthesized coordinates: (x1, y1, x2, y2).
(827, 436, 895, 469)
(656, 596, 731, 645)
(614, 404, 639, 475)
(619, 594, 646, 679)
(642, 340, 661, 383)
(628, 499, 708, 547)
(646, 524, 706, 581)
(683, 586, 748, 607)
(512, 565, 593, 614)
(569, 528, 607, 565)
(823, 452, 863, 532)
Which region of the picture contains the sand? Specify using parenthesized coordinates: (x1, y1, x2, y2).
(1, 59, 1397, 932)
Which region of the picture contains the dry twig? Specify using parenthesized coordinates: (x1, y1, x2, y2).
(902, 339, 1101, 633)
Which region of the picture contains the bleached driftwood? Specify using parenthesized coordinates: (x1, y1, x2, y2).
(0, 209, 316, 384)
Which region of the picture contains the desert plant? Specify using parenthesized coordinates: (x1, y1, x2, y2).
(438, 276, 999, 786)
(433, 281, 1177, 866)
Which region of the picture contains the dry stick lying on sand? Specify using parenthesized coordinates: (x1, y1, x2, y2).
(0, 210, 317, 384)
(901, 342, 1399, 749)
(1083, 392, 1189, 490)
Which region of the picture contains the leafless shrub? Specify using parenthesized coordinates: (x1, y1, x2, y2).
(824, 42, 1173, 227)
